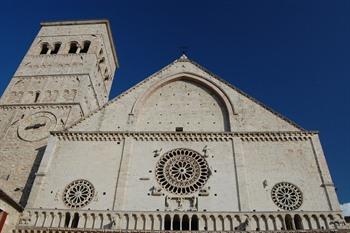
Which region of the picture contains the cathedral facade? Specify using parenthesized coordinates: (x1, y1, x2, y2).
(0, 20, 348, 233)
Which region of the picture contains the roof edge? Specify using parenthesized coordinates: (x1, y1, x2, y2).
(40, 19, 119, 68)
(53, 130, 319, 135)
(64, 55, 305, 131)
(184, 58, 305, 130)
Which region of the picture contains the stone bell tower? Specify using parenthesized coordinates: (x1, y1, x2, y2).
(0, 20, 118, 206)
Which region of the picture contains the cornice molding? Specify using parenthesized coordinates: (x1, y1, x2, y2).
(51, 131, 317, 142)
(13, 73, 89, 80)
(0, 103, 81, 110)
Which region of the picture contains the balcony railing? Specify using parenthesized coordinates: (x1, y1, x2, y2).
(15, 209, 347, 232)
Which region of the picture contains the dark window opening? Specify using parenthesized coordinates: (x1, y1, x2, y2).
(40, 43, 49, 54)
(182, 215, 189, 230)
(191, 215, 199, 230)
(71, 213, 79, 228)
(173, 215, 180, 230)
(64, 213, 71, 228)
(294, 215, 303, 230)
(345, 216, 350, 223)
(80, 41, 91, 53)
(176, 127, 183, 132)
(68, 42, 79, 54)
(34, 92, 40, 103)
(285, 215, 294, 230)
(51, 43, 61, 54)
(164, 214, 171, 230)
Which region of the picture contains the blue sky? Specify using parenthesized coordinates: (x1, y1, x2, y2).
(0, 1, 349, 205)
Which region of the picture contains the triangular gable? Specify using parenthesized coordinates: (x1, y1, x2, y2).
(66, 55, 303, 132)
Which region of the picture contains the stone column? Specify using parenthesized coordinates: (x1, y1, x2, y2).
(231, 137, 250, 211)
(77, 213, 85, 228)
(51, 212, 60, 227)
(26, 136, 59, 208)
(310, 134, 341, 211)
(113, 137, 133, 210)
(170, 214, 173, 230)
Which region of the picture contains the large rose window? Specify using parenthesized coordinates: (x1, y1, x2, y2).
(155, 148, 209, 195)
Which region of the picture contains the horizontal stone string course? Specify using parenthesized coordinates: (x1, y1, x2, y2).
(17, 209, 345, 232)
(0, 103, 79, 110)
(21, 53, 92, 68)
(51, 131, 316, 142)
(13, 74, 84, 79)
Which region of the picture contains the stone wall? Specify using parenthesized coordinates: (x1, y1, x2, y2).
(27, 132, 338, 214)
(0, 20, 118, 206)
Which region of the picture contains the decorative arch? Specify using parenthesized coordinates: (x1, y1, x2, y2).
(131, 72, 235, 131)
(294, 214, 303, 230)
(285, 214, 294, 230)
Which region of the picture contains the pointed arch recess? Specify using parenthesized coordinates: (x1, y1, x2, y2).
(131, 72, 235, 131)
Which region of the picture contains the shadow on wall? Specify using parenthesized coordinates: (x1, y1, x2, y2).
(19, 146, 47, 207)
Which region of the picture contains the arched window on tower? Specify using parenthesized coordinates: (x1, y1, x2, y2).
(40, 43, 50, 54)
(51, 42, 61, 54)
(80, 41, 91, 53)
(68, 42, 79, 54)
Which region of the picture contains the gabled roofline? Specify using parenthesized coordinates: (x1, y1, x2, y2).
(183, 57, 304, 130)
(65, 55, 304, 131)
(40, 19, 119, 68)
(64, 57, 181, 130)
